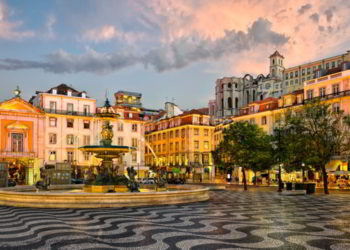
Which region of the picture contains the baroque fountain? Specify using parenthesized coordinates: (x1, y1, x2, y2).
(0, 99, 209, 208)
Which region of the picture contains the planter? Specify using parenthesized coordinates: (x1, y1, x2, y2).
(306, 183, 316, 194)
(286, 182, 293, 190)
(83, 185, 92, 193)
(295, 183, 305, 190)
(91, 185, 114, 193)
(156, 187, 167, 192)
(114, 185, 128, 193)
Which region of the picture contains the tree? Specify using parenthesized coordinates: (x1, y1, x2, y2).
(219, 121, 273, 191)
(282, 100, 350, 194)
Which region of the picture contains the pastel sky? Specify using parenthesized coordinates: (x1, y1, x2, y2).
(0, 0, 349, 109)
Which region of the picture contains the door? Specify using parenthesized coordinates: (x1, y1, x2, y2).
(11, 133, 23, 152)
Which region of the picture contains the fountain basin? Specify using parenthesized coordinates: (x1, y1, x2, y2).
(0, 184, 209, 208)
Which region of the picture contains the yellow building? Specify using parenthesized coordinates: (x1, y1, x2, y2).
(145, 109, 215, 180)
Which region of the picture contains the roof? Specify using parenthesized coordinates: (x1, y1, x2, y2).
(269, 50, 284, 59)
(36, 83, 88, 98)
(183, 108, 209, 116)
(115, 90, 142, 97)
(247, 97, 278, 106)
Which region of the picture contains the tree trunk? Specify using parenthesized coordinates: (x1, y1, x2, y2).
(254, 170, 257, 186)
(242, 168, 247, 191)
(278, 165, 282, 192)
(267, 170, 270, 186)
(321, 165, 329, 194)
(302, 169, 305, 183)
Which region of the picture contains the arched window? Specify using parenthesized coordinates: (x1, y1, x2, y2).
(235, 98, 239, 108)
(228, 83, 232, 89)
(228, 97, 232, 109)
(272, 59, 275, 65)
(260, 95, 263, 101)
(253, 90, 256, 101)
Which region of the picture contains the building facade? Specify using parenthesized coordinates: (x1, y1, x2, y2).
(144, 104, 215, 180)
(213, 68, 350, 185)
(0, 90, 45, 185)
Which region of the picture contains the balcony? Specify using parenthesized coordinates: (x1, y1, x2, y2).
(0, 151, 35, 158)
(43, 109, 94, 117)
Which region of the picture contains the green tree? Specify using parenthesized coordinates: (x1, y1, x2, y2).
(282, 101, 350, 194)
(219, 121, 273, 191)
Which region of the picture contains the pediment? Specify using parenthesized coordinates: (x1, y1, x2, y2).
(0, 97, 42, 114)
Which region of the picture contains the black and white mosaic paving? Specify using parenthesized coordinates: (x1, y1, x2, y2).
(1, 190, 350, 250)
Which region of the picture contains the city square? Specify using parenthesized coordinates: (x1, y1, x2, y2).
(1, 0, 350, 249)
(1, 189, 350, 249)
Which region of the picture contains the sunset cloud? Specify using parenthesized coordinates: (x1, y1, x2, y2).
(0, 0, 34, 40)
(0, 18, 288, 73)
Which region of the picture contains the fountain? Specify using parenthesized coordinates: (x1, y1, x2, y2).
(79, 98, 139, 193)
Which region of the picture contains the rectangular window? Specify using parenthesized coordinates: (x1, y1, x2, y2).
(66, 134, 74, 145)
(132, 124, 138, 132)
(204, 141, 209, 150)
(83, 135, 90, 146)
(132, 152, 137, 162)
(162, 144, 166, 152)
(158, 134, 161, 140)
(49, 101, 57, 112)
(175, 130, 179, 137)
(307, 68, 311, 74)
(49, 117, 57, 127)
(289, 72, 293, 78)
(285, 73, 289, 79)
(67, 151, 74, 162)
(332, 61, 335, 68)
(118, 137, 124, 146)
(170, 131, 173, 138)
(307, 89, 313, 99)
(194, 141, 199, 149)
(49, 151, 56, 161)
(170, 143, 173, 151)
(83, 105, 90, 116)
(132, 138, 138, 148)
(302, 69, 305, 76)
(295, 71, 298, 77)
(153, 134, 156, 141)
(117, 123, 124, 131)
(181, 129, 185, 138)
(175, 142, 179, 151)
(84, 152, 90, 161)
(158, 145, 161, 153)
(319, 87, 326, 97)
(261, 116, 267, 125)
(332, 84, 340, 95)
(181, 141, 185, 150)
(67, 119, 74, 128)
(49, 133, 57, 144)
(204, 129, 209, 136)
(67, 103, 73, 114)
(326, 62, 329, 69)
(194, 128, 199, 136)
(83, 120, 90, 129)
(332, 102, 340, 113)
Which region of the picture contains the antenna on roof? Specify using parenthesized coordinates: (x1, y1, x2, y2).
(105, 89, 109, 99)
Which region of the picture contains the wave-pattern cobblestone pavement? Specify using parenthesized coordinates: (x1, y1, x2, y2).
(1, 190, 350, 250)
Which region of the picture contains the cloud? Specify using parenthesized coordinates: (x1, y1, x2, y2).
(0, 18, 289, 73)
(298, 4, 312, 15)
(0, 0, 34, 40)
(309, 13, 319, 23)
(324, 6, 336, 22)
(45, 15, 56, 39)
(82, 25, 145, 43)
